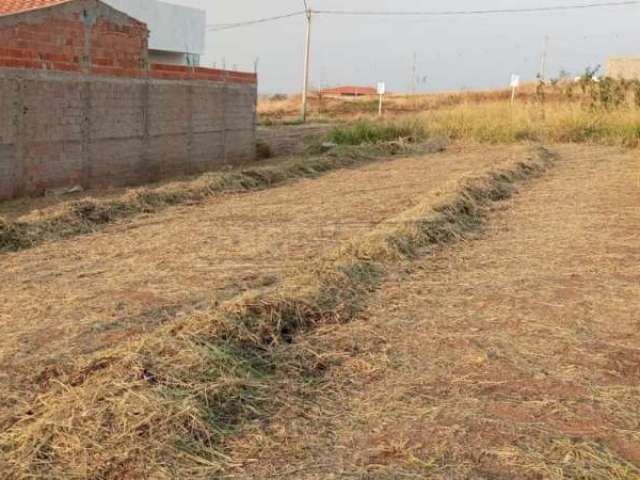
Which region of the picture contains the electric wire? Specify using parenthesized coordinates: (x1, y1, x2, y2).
(208, 1, 640, 32)
(314, 0, 640, 17)
(208, 11, 305, 32)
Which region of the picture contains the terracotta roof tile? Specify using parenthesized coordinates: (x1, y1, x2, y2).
(320, 86, 379, 96)
(0, 0, 72, 16)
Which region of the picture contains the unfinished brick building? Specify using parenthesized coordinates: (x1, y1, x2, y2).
(0, 0, 257, 200)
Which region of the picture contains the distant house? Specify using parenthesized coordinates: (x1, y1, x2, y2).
(320, 86, 379, 97)
(607, 57, 640, 80)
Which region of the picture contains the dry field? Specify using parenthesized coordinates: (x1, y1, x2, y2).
(1, 100, 639, 478)
(225, 144, 640, 479)
(258, 85, 542, 124)
(0, 144, 525, 438)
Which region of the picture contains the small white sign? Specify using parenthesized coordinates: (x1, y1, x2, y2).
(377, 82, 386, 95)
(510, 74, 520, 88)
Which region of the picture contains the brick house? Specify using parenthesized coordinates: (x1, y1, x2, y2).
(0, 0, 257, 200)
(320, 86, 379, 97)
(0, 0, 150, 75)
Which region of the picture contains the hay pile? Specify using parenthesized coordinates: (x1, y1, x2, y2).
(0, 140, 445, 255)
(0, 146, 554, 479)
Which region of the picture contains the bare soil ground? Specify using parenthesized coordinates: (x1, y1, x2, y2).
(0, 144, 525, 422)
(225, 145, 640, 479)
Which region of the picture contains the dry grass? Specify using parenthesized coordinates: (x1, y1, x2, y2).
(6, 89, 636, 256)
(418, 101, 640, 147)
(221, 146, 552, 347)
(3, 82, 639, 478)
(290, 99, 640, 149)
(0, 144, 540, 479)
(258, 84, 542, 124)
(259, 87, 640, 153)
(226, 144, 640, 479)
(0, 140, 444, 254)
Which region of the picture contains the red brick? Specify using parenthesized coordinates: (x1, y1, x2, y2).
(51, 62, 80, 72)
(0, 6, 255, 85)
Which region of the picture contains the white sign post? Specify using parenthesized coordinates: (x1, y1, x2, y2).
(377, 82, 386, 117)
(510, 74, 520, 105)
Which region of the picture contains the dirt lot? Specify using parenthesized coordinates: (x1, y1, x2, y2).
(0, 144, 526, 420)
(1, 139, 638, 479)
(224, 145, 640, 479)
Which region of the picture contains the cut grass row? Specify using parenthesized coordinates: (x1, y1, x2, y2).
(0, 146, 555, 479)
(4, 98, 637, 254)
(0, 140, 443, 254)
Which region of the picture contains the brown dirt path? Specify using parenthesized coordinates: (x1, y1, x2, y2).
(226, 144, 640, 479)
(0, 145, 527, 420)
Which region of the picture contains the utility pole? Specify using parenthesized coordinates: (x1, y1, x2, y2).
(411, 52, 417, 96)
(411, 52, 418, 109)
(301, 2, 312, 122)
(539, 35, 550, 81)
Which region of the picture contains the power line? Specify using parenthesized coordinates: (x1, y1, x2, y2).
(208, 11, 304, 32)
(314, 0, 640, 17)
(207, 1, 640, 33)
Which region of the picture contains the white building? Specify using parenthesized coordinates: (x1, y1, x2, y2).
(105, 0, 206, 66)
(607, 57, 640, 81)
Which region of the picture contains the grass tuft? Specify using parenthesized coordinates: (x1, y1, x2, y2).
(255, 139, 273, 160)
(329, 119, 425, 145)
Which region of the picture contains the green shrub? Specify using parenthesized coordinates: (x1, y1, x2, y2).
(329, 120, 425, 145)
(256, 140, 273, 160)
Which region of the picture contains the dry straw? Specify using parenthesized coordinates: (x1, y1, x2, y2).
(0, 139, 444, 254)
(0, 146, 554, 479)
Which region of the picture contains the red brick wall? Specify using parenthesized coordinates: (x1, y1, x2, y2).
(90, 18, 149, 77)
(0, 2, 148, 74)
(0, 16, 85, 72)
(149, 64, 257, 84)
(0, 1, 257, 85)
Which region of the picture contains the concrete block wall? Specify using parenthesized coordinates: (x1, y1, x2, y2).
(607, 58, 640, 81)
(0, 0, 257, 200)
(0, 69, 257, 200)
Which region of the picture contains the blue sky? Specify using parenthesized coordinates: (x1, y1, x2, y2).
(170, 0, 640, 93)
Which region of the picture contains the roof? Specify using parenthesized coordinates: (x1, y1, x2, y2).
(0, 0, 71, 16)
(320, 86, 379, 96)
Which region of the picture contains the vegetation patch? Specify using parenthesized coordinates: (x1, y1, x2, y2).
(0, 146, 554, 479)
(418, 101, 640, 147)
(328, 119, 425, 145)
(255, 139, 273, 160)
